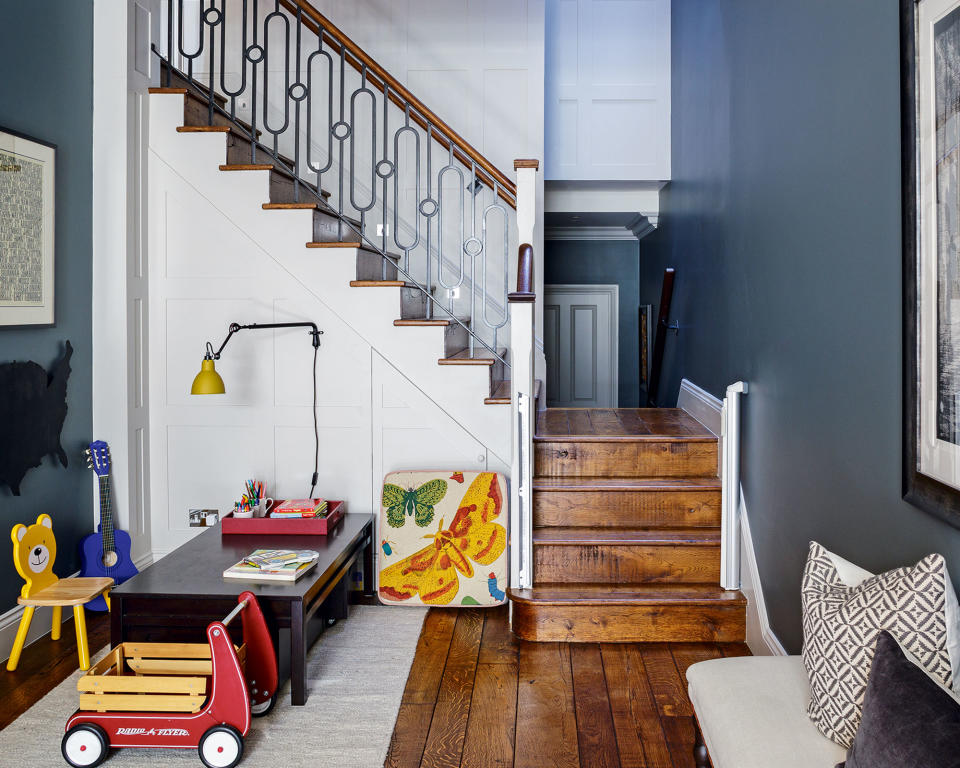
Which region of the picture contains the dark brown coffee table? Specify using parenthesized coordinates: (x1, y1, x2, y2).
(109, 513, 374, 706)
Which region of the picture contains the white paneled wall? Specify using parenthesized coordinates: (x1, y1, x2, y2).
(545, 0, 671, 180)
(147, 150, 505, 557)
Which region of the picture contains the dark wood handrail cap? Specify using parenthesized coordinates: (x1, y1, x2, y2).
(514, 159, 540, 170)
(508, 292, 536, 303)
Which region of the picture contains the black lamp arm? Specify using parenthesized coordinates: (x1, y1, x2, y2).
(205, 321, 323, 359)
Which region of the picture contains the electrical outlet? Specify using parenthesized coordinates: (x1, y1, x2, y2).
(448, 287, 461, 300)
(376, 224, 390, 237)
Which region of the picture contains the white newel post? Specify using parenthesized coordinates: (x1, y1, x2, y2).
(720, 381, 748, 590)
(509, 160, 539, 591)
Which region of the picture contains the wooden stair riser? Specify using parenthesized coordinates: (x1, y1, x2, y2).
(183, 91, 243, 133)
(534, 440, 718, 478)
(398, 287, 429, 319)
(441, 324, 469, 359)
(160, 64, 226, 107)
(534, 542, 720, 584)
(355, 248, 399, 281)
(533, 488, 721, 528)
(510, 601, 745, 643)
(312, 208, 361, 243)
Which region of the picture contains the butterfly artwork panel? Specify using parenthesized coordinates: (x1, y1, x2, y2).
(378, 470, 508, 607)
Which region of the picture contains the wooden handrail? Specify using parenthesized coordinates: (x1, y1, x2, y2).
(508, 243, 535, 302)
(280, 0, 517, 208)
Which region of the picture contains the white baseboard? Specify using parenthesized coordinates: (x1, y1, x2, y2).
(739, 489, 787, 656)
(677, 377, 785, 656)
(677, 378, 722, 435)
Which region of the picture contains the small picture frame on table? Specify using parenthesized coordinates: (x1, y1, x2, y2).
(0, 126, 55, 327)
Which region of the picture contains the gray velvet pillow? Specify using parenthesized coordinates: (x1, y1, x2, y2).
(839, 631, 960, 768)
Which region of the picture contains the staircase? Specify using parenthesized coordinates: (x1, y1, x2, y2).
(509, 408, 746, 642)
(150, 1, 745, 644)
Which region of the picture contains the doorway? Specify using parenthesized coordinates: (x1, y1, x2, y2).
(543, 284, 619, 407)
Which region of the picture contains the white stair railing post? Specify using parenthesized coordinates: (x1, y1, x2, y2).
(720, 381, 748, 590)
(509, 159, 538, 591)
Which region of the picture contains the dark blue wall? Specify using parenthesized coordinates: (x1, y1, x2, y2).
(642, 0, 960, 651)
(0, 0, 94, 610)
(545, 239, 641, 407)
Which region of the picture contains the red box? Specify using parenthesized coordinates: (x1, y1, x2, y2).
(221, 500, 345, 535)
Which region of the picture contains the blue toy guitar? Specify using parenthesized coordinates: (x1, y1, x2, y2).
(80, 440, 138, 610)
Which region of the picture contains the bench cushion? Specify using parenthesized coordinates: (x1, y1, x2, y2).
(687, 656, 846, 768)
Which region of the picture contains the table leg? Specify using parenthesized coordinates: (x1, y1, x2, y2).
(291, 599, 306, 706)
(363, 530, 375, 597)
(110, 596, 124, 647)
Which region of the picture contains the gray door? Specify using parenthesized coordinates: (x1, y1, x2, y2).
(543, 285, 619, 407)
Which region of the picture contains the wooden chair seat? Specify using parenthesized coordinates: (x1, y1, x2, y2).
(18, 577, 114, 607)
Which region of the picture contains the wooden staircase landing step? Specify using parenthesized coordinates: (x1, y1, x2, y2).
(508, 583, 746, 643)
(537, 407, 713, 440)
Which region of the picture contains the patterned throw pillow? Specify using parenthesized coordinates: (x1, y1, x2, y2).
(801, 541, 954, 748)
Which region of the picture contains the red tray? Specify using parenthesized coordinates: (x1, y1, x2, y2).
(221, 500, 345, 535)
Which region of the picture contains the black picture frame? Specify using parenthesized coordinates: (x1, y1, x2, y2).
(901, 0, 960, 528)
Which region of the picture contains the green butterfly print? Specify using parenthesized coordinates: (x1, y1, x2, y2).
(382, 478, 448, 528)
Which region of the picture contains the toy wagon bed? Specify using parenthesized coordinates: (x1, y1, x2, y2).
(77, 640, 250, 713)
(62, 592, 277, 768)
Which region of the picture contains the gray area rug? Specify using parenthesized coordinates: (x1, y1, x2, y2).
(0, 604, 426, 768)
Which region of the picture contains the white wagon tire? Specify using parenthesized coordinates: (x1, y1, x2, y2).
(198, 725, 244, 768)
(61, 724, 109, 768)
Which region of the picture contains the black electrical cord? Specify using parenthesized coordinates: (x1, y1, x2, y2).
(309, 342, 319, 499)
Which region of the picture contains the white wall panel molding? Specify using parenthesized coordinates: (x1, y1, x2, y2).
(545, 0, 670, 181)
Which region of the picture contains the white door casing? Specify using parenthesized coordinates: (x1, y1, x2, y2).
(543, 284, 618, 407)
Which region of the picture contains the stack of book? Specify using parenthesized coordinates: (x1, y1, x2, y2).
(270, 498, 328, 518)
(223, 548, 320, 582)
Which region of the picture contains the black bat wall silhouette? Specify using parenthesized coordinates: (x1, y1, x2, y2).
(0, 341, 72, 495)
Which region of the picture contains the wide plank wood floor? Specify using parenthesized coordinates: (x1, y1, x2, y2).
(0, 610, 110, 730)
(385, 605, 749, 768)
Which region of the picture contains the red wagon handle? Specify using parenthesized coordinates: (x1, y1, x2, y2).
(235, 591, 278, 716)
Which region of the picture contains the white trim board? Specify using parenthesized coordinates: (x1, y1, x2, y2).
(676, 378, 786, 656)
(677, 378, 721, 435)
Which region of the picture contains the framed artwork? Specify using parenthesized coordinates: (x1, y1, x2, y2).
(0, 127, 55, 326)
(903, 0, 960, 527)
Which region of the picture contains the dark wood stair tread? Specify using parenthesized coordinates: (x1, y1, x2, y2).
(177, 125, 234, 133)
(508, 583, 745, 606)
(537, 407, 714, 440)
(532, 527, 720, 545)
(349, 280, 416, 288)
(306, 240, 363, 247)
(394, 318, 453, 326)
(532, 476, 722, 492)
(439, 348, 506, 366)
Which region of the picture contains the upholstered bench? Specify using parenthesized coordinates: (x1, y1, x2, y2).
(686, 655, 846, 768)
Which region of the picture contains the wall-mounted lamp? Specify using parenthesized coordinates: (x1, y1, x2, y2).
(191, 321, 323, 394)
(191, 320, 324, 495)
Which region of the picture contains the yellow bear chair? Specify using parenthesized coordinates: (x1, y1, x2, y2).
(7, 514, 114, 672)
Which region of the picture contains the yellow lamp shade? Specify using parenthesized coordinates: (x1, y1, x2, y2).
(191, 358, 225, 395)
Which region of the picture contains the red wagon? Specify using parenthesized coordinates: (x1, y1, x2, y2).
(62, 591, 277, 768)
